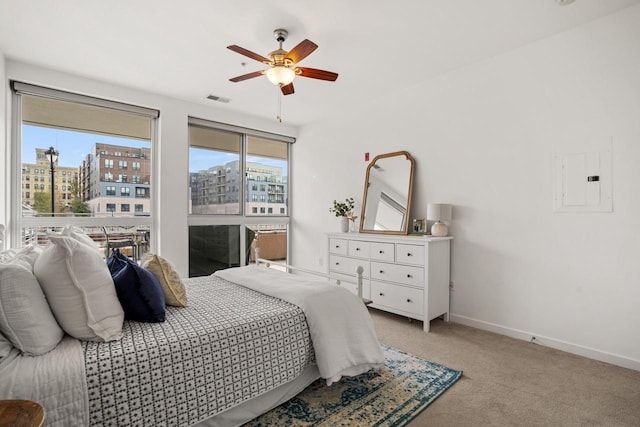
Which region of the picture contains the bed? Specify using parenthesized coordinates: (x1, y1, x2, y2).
(0, 236, 384, 426)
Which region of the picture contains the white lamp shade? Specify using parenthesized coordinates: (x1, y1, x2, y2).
(265, 66, 296, 86)
(426, 203, 452, 222)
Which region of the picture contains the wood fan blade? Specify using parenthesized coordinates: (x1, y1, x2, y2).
(285, 39, 318, 64)
(227, 45, 271, 63)
(229, 70, 264, 82)
(297, 67, 339, 81)
(281, 83, 295, 96)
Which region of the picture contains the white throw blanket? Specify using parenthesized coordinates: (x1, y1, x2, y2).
(215, 265, 385, 386)
(0, 336, 89, 427)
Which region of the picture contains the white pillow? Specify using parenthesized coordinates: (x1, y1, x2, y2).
(61, 224, 102, 253)
(9, 244, 43, 270)
(0, 261, 64, 355)
(34, 234, 124, 342)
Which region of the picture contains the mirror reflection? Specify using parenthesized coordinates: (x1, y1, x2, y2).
(360, 151, 414, 234)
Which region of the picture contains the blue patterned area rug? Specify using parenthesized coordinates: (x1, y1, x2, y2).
(244, 344, 462, 426)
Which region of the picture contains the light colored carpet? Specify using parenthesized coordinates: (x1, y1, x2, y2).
(370, 308, 640, 427)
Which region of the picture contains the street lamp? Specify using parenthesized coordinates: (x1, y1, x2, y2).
(44, 146, 58, 217)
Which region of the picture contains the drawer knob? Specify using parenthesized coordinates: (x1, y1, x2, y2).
(356, 248, 360, 251)
(407, 274, 412, 278)
(407, 298, 412, 303)
(379, 292, 385, 297)
(407, 253, 413, 256)
(335, 245, 340, 248)
(335, 262, 340, 265)
(379, 270, 384, 274)
(379, 250, 384, 254)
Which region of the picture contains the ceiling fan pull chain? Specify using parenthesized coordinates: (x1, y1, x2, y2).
(277, 89, 283, 123)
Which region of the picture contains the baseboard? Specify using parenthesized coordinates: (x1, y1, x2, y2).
(449, 314, 640, 372)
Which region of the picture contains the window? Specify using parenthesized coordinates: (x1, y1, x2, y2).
(12, 81, 156, 257)
(135, 204, 144, 213)
(121, 204, 130, 212)
(132, 175, 140, 183)
(121, 187, 130, 196)
(136, 188, 148, 198)
(132, 161, 141, 171)
(119, 160, 127, 170)
(187, 117, 293, 275)
(118, 174, 128, 183)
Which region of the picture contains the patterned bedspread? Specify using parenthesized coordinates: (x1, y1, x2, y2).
(82, 275, 313, 427)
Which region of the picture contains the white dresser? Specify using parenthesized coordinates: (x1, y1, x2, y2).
(327, 232, 452, 332)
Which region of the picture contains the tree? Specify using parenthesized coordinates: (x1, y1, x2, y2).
(71, 198, 91, 214)
(33, 191, 53, 216)
(69, 177, 91, 215)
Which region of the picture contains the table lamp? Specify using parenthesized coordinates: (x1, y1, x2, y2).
(427, 203, 452, 237)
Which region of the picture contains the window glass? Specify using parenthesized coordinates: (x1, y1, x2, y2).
(187, 119, 291, 275)
(20, 95, 152, 219)
(188, 225, 252, 277)
(247, 224, 287, 264)
(13, 85, 156, 260)
(246, 136, 288, 216)
(188, 126, 241, 215)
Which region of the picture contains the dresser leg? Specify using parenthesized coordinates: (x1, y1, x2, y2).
(423, 320, 430, 333)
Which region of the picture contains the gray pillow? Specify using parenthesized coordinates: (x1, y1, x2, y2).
(0, 261, 64, 355)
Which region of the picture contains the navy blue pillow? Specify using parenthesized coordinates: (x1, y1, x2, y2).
(107, 250, 166, 322)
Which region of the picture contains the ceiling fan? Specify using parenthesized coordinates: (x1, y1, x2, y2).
(227, 29, 338, 96)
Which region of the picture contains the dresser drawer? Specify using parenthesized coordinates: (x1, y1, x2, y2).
(348, 240, 371, 258)
(329, 255, 370, 278)
(371, 281, 424, 316)
(330, 272, 371, 299)
(329, 238, 348, 255)
(370, 242, 395, 262)
(371, 261, 424, 288)
(396, 244, 425, 265)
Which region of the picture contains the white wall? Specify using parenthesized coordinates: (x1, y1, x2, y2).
(291, 6, 640, 369)
(0, 52, 6, 230)
(1, 61, 297, 276)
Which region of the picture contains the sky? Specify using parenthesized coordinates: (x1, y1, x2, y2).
(22, 125, 287, 175)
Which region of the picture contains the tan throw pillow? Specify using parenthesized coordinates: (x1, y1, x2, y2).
(141, 254, 187, 307)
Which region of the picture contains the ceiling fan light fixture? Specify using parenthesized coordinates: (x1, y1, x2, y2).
(265, 66, 296, 86)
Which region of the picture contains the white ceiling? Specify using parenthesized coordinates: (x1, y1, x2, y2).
(1, 0, 638, 127)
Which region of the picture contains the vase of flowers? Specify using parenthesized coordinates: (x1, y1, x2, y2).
(330, 198, 355, 233)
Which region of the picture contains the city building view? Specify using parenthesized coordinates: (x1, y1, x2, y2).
(21, 143, 151, 217)
(189, 160, 287, 215)
(22, 142, 286, 218)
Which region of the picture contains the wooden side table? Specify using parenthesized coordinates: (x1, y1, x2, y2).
(0, 400, 44, 427)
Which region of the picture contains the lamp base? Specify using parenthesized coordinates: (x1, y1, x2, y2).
(431, 221, 448, 237)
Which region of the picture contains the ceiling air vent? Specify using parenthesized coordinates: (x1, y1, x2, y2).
(207, 95, 231, 103)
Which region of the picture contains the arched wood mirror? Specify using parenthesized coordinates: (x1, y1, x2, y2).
(359, 151, 415, 234)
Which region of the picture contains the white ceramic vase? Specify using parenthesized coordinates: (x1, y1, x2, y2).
(339, 216, 349, 233)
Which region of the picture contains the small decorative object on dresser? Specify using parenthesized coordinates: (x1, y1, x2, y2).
(327, 232, 452, 332)
(329, 198, 355, 233)
(427, 203, 452, 237)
